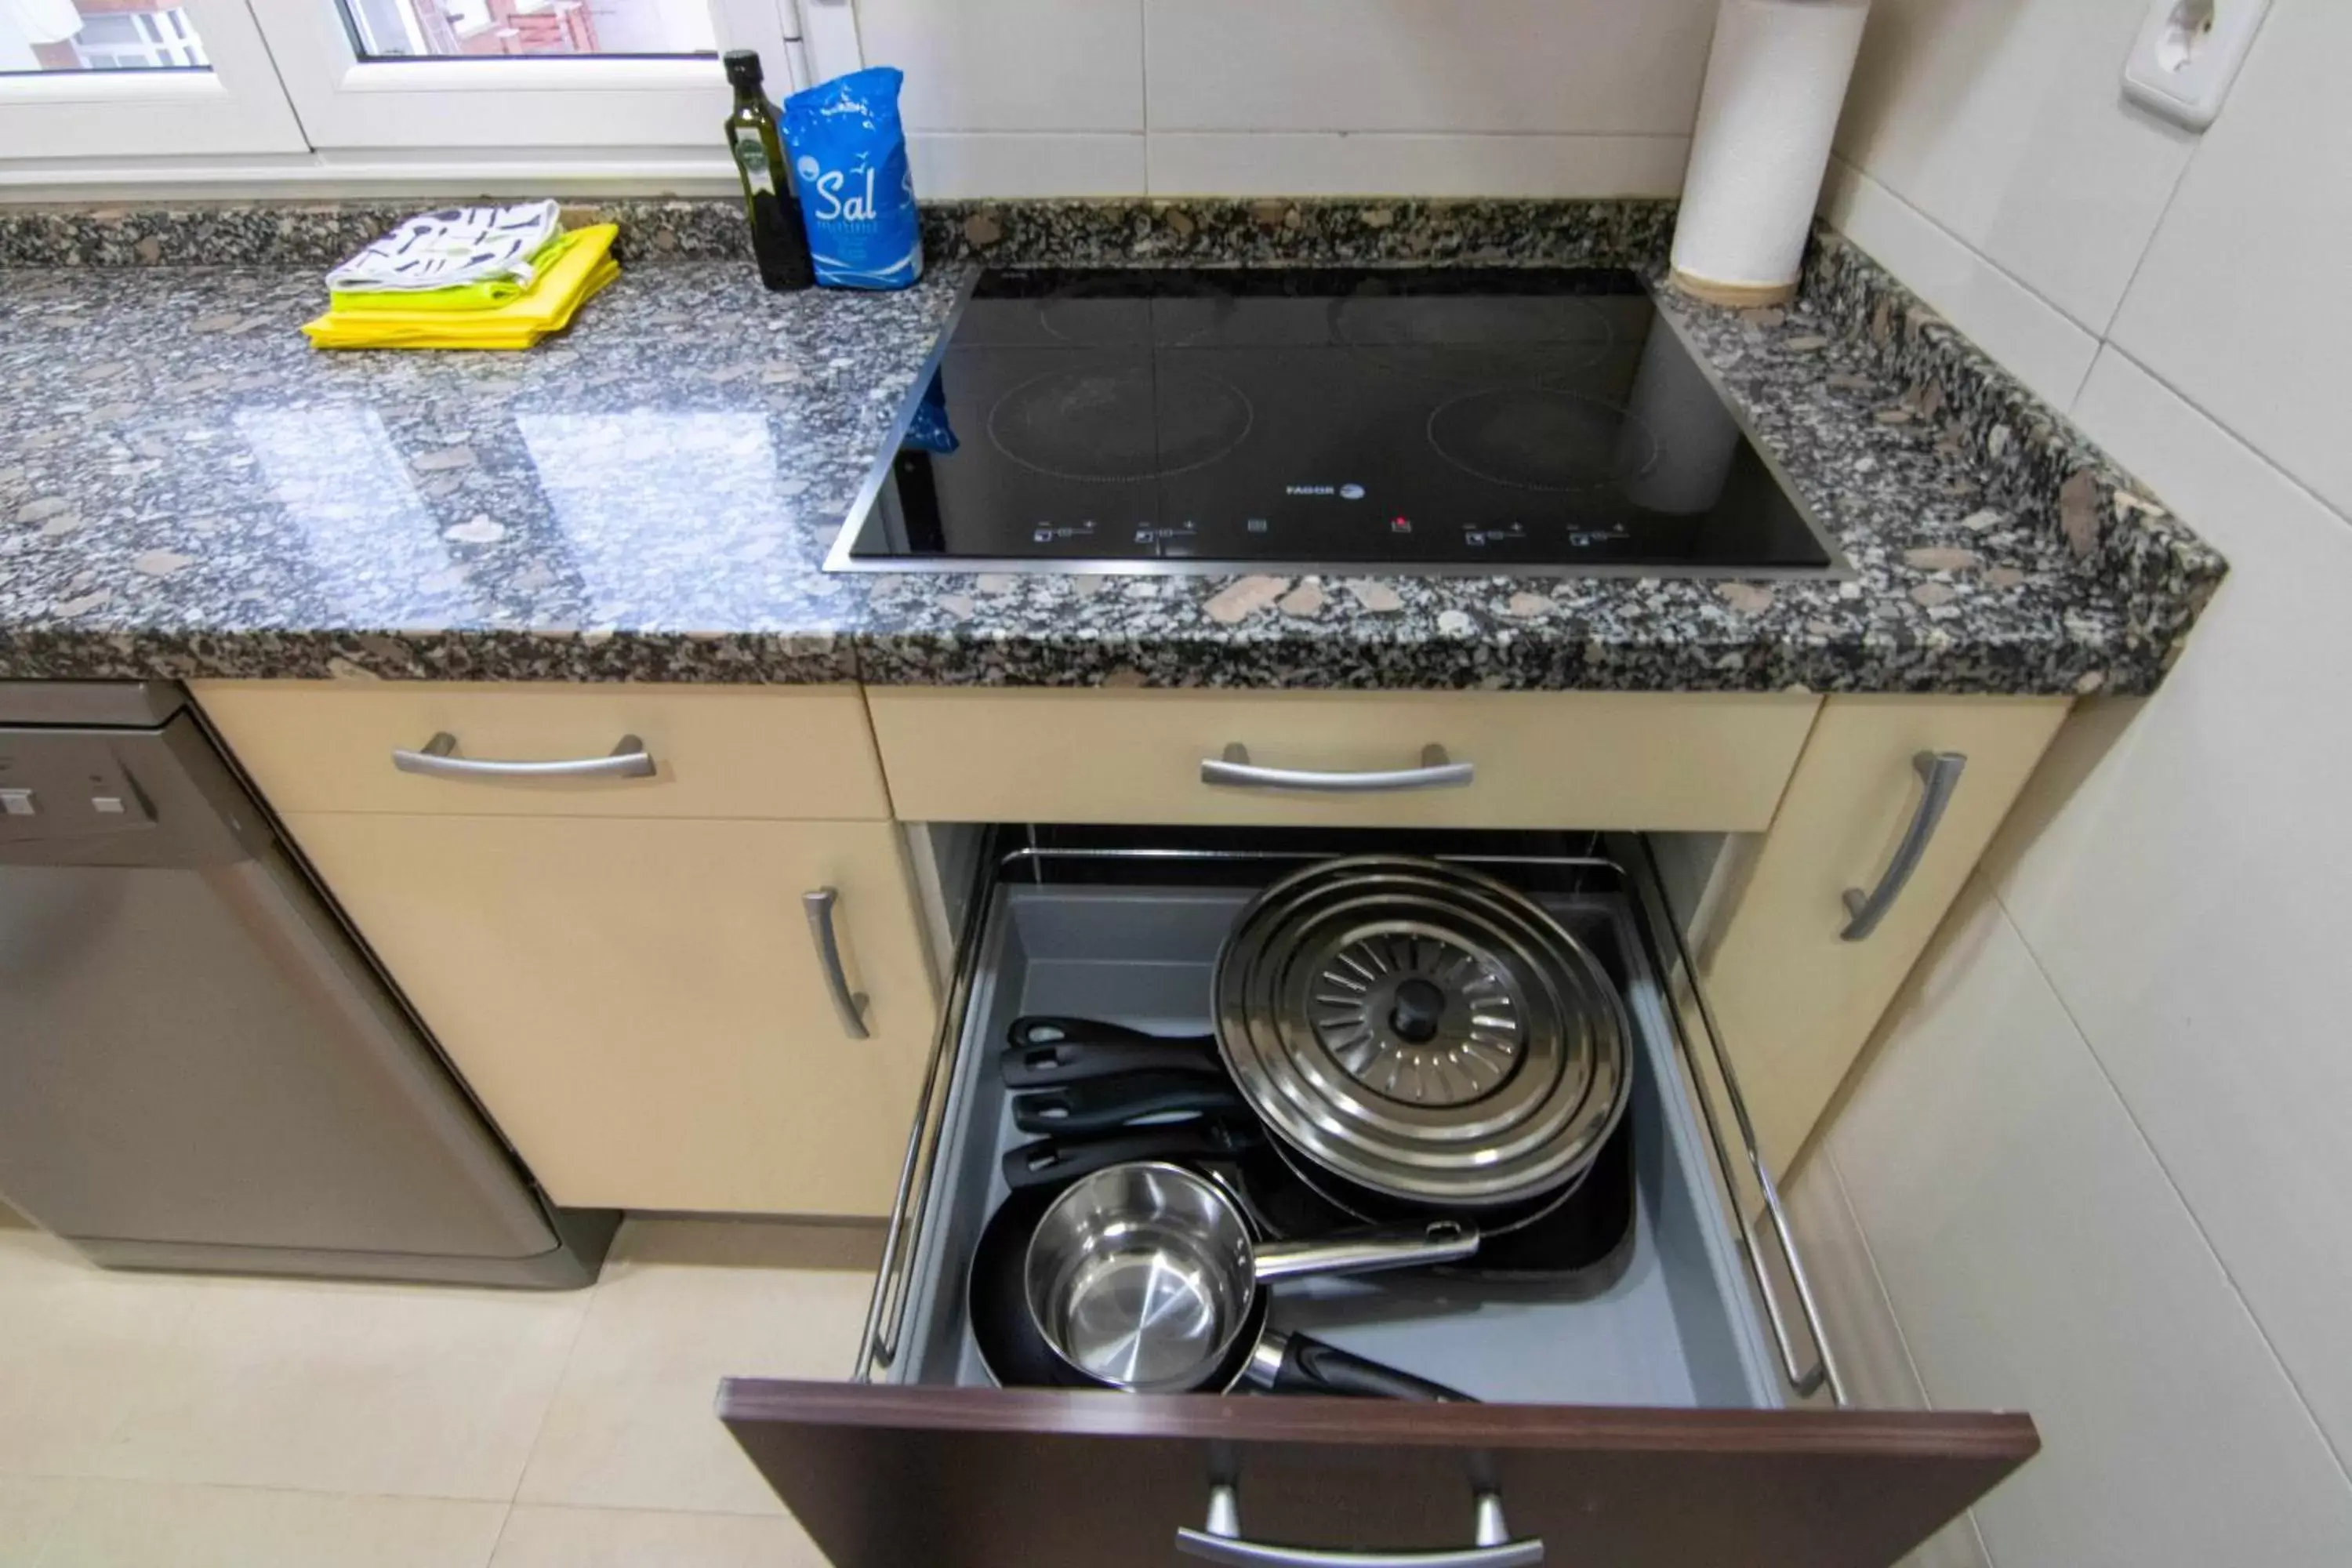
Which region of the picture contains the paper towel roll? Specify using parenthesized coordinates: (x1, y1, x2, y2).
(1671, 0, 1871, 307)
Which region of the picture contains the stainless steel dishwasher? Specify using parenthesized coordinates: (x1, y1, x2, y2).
(0, 681, 616, 1287)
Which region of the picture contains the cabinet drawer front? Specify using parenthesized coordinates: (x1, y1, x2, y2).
(195, 681, 889, 821)
(285, 814, 935, 1216)
(869, 689, 1819, 830)
(718, 843, 2038, 1568)
(722, 1384, 2035, 1568)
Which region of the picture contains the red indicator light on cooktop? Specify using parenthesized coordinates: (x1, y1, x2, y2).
(1390, 516, 1413, 533)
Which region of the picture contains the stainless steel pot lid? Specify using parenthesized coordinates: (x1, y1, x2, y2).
(1214, 856, 1630, 1208)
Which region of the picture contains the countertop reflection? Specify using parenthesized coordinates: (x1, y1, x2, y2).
(0, 260, 962, 681)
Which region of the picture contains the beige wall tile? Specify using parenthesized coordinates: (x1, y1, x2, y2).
(856, 0, 1144, 132)
(1831, 885, 2352, 1566)
(517, 1220, 879, 1518)
(1835, 0, 2194, 332)
(1819, 160, 2099, 409)
(2107, 0, 2352, 516)
(1993, 345, 2352, 1467)
(907, 133, 1147, 199)
(1143, 0, 1717, 135)
(1145, 132, 1690, 199)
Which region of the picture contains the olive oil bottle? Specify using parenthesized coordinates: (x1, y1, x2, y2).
(723, 50, 815, 292)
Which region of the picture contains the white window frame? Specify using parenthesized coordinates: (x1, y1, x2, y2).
(71, 10, 207, 71)
(245, 0, 793, 153)
(0, 0, 308, 159)
(0, 0, 866, 192)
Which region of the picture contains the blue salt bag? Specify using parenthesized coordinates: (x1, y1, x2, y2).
(782, 67, 923, 290)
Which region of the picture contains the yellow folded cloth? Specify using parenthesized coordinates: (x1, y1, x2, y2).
(303, 224, 619, 351)
(328, 229, 586, 314)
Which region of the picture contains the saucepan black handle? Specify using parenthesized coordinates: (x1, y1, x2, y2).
(1267, 1332, 1475, 1403)
(1002, 1018, 1225, 1087)
(1000, 1119, 1261, 1192)
(1011, 1070, 1247, 1137)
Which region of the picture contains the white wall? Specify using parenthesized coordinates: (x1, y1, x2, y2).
(1792, 2, 2352, 1564)
(844, 0, 1712, 198)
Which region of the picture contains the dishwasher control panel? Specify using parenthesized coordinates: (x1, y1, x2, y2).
(0, 731, 159, 846)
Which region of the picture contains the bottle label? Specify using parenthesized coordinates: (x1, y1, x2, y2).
(732, 127, 778, 197)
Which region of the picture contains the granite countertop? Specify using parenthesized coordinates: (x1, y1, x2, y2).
(0, 198, 2224, 694)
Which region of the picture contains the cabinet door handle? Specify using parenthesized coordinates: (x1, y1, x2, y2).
(1178, 1484, 1541, 1568)
(803, 887, 870, 1040)
(391, 732, 658, 781)
(1839, 750, 1967, 942)
(1200, 742, 1474, 793)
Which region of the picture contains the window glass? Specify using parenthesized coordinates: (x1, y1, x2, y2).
(338, 0, 715, 60)
(0, 0, 208, 72)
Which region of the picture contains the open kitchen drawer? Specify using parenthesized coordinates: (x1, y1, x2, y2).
(721, 832, 2037, 1568)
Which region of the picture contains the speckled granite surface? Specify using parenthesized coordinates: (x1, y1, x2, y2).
(0, 198, 752, 270)
(0, 198, 2222, 692)
(1800, 231, 2221, 673)
(0, 196, 1674, 273)
(0, 260, 955, 681)
(920, 198, 1678, 271)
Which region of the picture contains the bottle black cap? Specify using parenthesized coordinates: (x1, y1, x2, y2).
(722, 49, 763, 89)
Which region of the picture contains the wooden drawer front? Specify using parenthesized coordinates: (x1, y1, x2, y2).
(868, 688, 1820, 831)
(724, 1385, 2037, 1568)
(285, 813, 935, 1216)
(194, 681, 889, 821)
(715, 852, 2039, 1568)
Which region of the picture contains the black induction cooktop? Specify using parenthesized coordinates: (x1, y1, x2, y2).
(826, 267, 1844, 577)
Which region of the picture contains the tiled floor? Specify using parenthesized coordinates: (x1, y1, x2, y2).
(0, 1210, 877, 1566)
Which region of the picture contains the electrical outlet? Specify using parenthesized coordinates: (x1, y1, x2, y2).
(2122, 0, 2274, 131)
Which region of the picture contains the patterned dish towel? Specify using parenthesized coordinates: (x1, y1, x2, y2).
(302, 223, 620, 351)
(325, 201, 564, 294)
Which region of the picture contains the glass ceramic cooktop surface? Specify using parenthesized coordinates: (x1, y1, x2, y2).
(829, 267, 1842, 577)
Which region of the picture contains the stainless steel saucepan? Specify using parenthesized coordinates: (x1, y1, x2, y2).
(1022, 1161, 1478, 1396)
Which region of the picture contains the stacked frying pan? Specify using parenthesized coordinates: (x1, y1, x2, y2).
(1217, 855, 1632, 1222)
(971, 856, 1639, 1399)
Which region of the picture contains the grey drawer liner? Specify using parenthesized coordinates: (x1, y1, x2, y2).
(885, 884, 1780, 1410)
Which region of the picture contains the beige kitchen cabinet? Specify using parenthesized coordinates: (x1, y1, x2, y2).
(1691, 695, 2070, 1178)
(281, 812, 936, 1217)
(193, 680, 891, 821)
(194, 671, 2061, 1220)
(867, 687, 1821, 831)
(869, 682, 2064, 1184)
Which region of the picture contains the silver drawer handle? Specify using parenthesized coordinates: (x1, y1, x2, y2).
(803, 887, 870, 1040)
(391, 731, 658, 781)
(1840, 750, 1966, 941)
(1179, 1484, 1541, 1568)
(1200, 742, 1474, 793)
